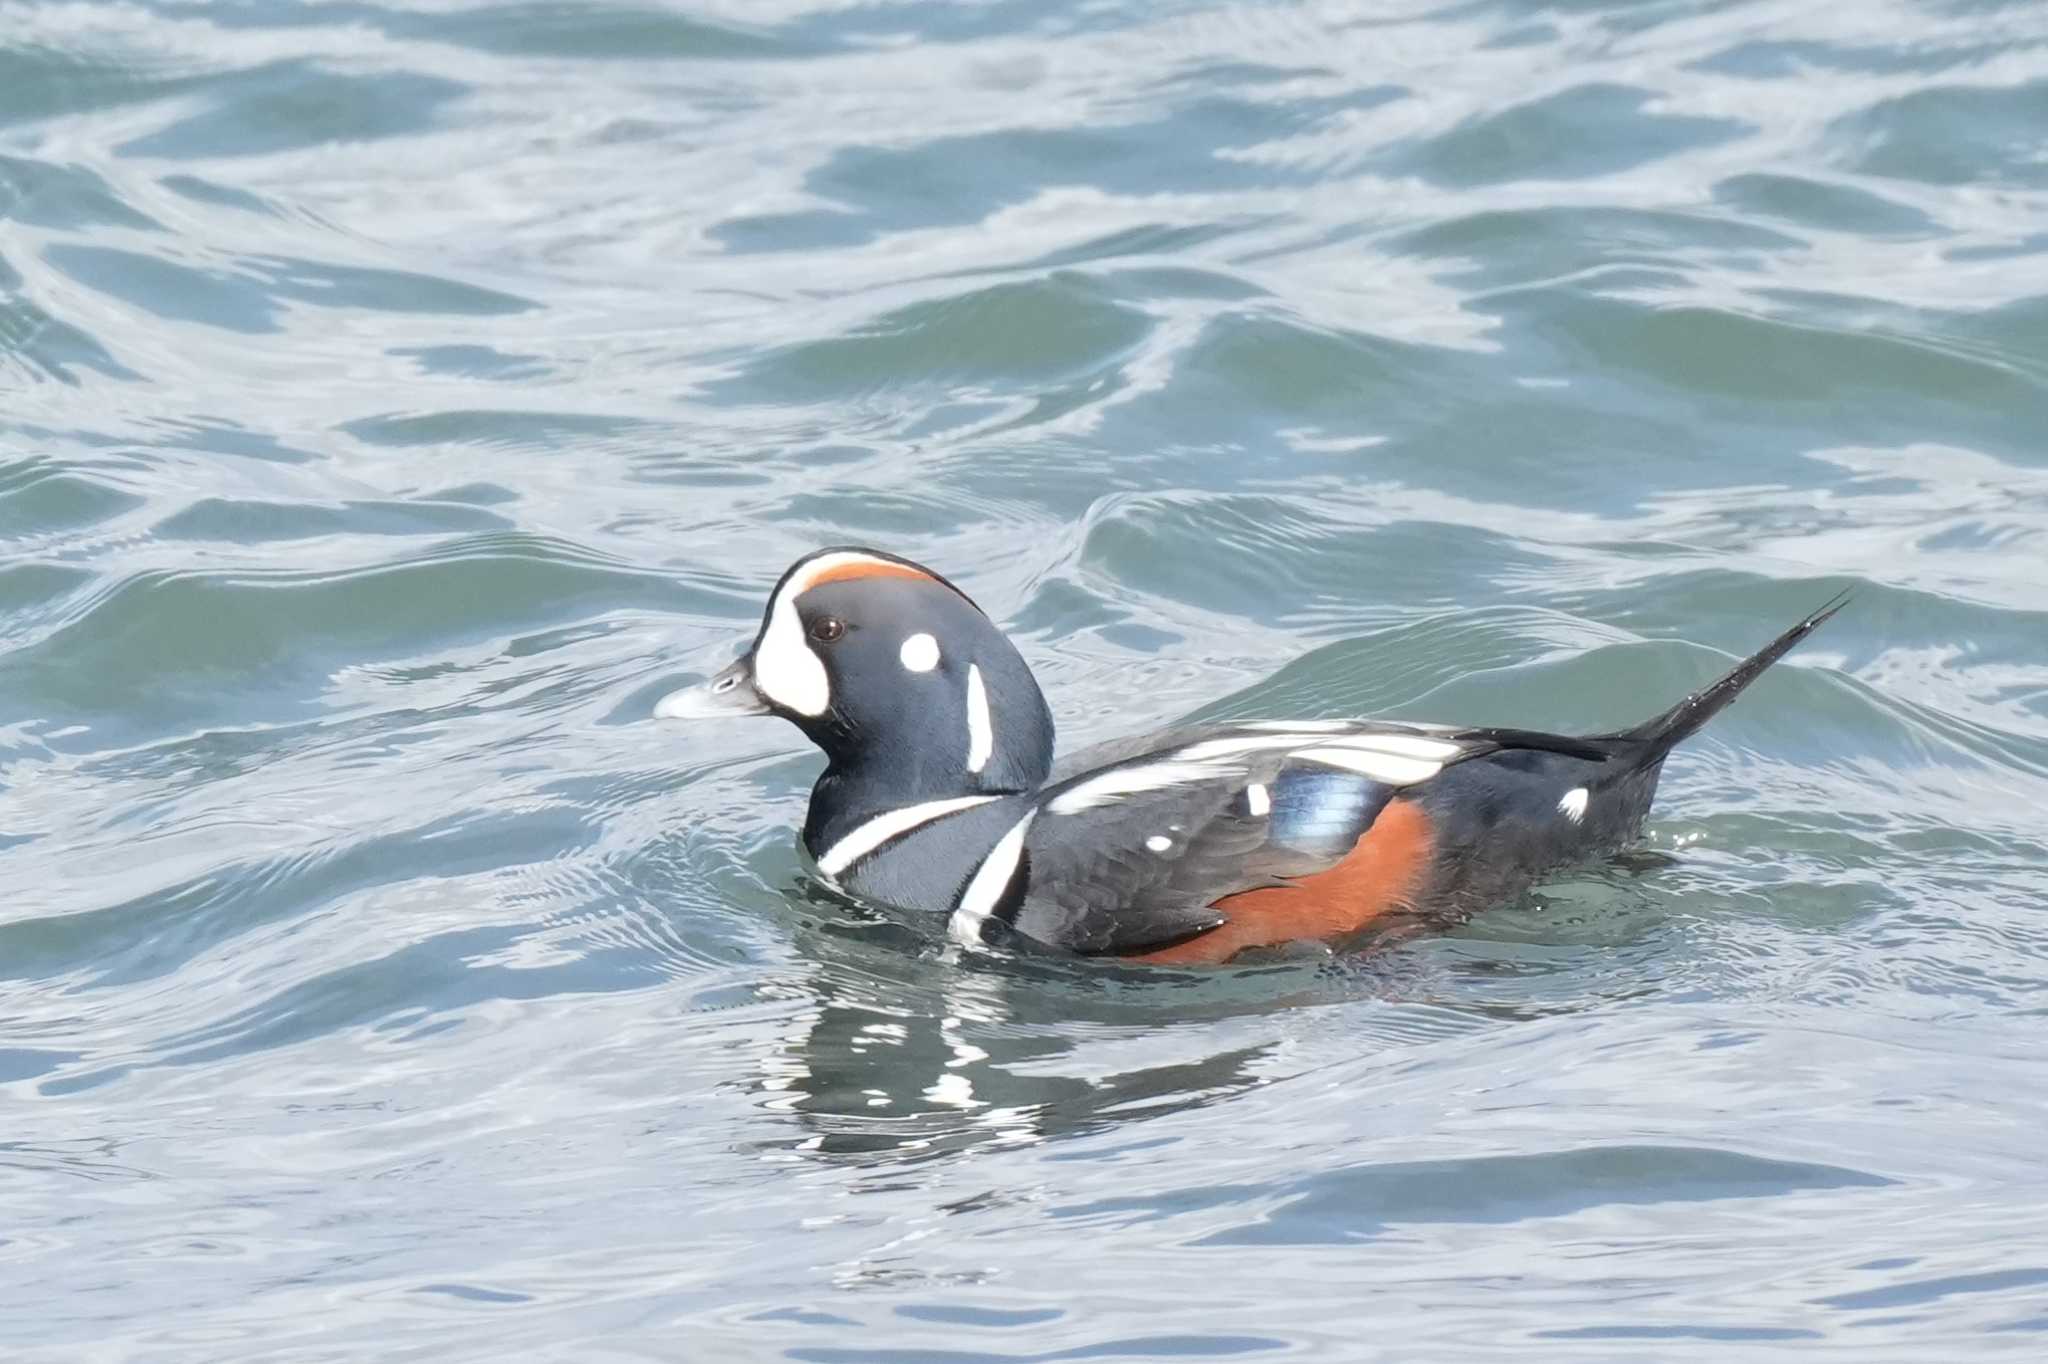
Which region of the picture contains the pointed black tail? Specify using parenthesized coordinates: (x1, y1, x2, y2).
(1611, 591, 1849, 760)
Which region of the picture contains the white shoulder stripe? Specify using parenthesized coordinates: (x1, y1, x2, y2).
(949, 811, 1035, 946)
(817, 795, 999, 876)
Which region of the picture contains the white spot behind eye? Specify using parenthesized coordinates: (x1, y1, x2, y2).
(900, 632, 940, 672)
(1558, 788, 1589, 823)
(1145, 835, 1172, 853)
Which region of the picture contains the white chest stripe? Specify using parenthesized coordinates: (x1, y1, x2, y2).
(949, 811, 1035, 946)
(966, 664, 992, 774)
(817, 795, 1000, 876)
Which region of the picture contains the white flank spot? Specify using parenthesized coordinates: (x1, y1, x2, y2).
(1046, 760, 1227, 814)
(949, 812, 1035, 946)
(1246, 782, 1271, 817)
(1558, 787, 1590, 823)
(899, 632, 940, 672)
(1295, 747, 1442, 786)
(966, 664, 992, 773)
(817, 795, 999, 876)
(1145, 835, 1172, 853)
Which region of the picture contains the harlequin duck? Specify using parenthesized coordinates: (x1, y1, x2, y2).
(656, 547, 1844, 965)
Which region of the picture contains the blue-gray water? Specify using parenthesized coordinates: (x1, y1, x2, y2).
(5, 0, 2048, 1358)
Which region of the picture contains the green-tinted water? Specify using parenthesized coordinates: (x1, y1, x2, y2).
(5, 1, 2047, 1358)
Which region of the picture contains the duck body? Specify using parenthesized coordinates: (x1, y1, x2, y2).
(658, 548, 1842, 966)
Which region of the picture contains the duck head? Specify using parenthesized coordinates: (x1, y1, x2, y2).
(655, 547, 1055, 846)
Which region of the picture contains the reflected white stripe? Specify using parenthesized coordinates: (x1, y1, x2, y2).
(817, 795, 999, 876)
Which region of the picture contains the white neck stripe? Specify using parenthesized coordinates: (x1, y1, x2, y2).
(966, 664, 992, 774)
(816, 795, 1000, 877)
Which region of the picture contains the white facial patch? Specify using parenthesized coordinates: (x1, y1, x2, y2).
(966, 664, 992, 774)
(750, 551, 920, 717)
(899, 632, 940, 672)
(752, 594, 829, 716)
(1558, 787, 1589, 823)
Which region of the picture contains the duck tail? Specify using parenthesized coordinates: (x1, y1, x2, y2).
(1608, 591, 1849, 762)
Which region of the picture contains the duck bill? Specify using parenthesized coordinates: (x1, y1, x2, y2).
(653, 655, 771, 720)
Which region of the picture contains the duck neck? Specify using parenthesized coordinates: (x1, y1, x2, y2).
(801, 695, 1054, 857)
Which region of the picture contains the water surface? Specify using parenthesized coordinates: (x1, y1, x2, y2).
(5, 0, 2048, 1358)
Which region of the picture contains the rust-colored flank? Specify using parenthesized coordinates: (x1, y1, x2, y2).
(1130, 800, 1437, 966)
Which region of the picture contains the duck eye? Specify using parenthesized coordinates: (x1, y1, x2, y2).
(809, 616, 846, 643)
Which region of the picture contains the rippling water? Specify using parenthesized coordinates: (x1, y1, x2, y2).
(6, 0, 2048, 1357)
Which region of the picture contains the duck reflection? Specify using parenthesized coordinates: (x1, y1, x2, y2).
(742, 859, 1679, 1163)
(747, 879, 1411, 1165)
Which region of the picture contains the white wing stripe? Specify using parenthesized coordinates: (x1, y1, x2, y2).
(1294, 747, 1442, 785)
(1046, 760, 1228, 814)
(817, 795, 1000, 876)
(1049, 727, 1470, 816)
(1326, 732, 1465, 760)
(1176, 731, 1465, 764)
